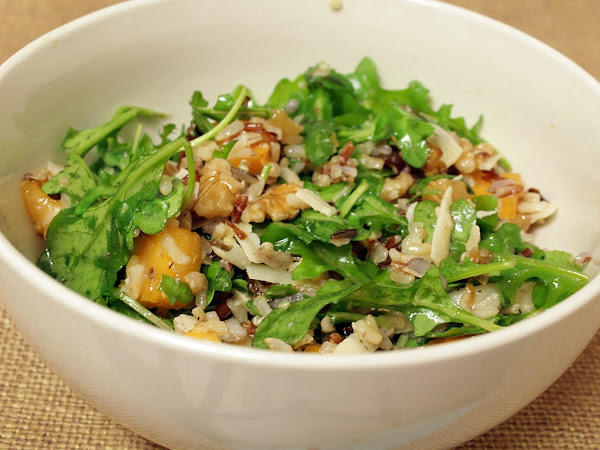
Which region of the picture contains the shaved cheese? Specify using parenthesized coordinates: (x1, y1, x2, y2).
(427, 124, 463, 168)
(464, 224, 481, 256)
(295, 188, 338, 216)
(230, 222, 262, 264)
(246, 263, 294, 284)
(430, 186, 454, 266)
(212, 243, 250, 269)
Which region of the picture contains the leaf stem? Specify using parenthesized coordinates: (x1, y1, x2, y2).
(114, 288, 174, 331)
(181, 141, 195, 210)
(338, 180, 369, 218)
(190, 86, 249, 148)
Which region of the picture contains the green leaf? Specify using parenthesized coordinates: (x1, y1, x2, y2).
(262, 222, 374, 283)
(400, 306, 452, 337)
(303, 181, 353, 205)
(252, 284, 360, 348)
(266, 74, 308, 116)
(202, 261, 233, 305)
(346, 194, 408, 236)
(132, 178, 185, 235)
(60, 106, 161, 157)
(302, 121, 336, 165)
(429, 103, 485, 145)
(480, 223, 523, 255)
(190, 90, 213, 134)
(372, 105, 433, 169)
(439, 257, 517, 283)
(409, 174, 455, 198)
(543, 250, 581, 272)
(473, 195, 499, 238)
(191, 86, 271, 125)
(493, 254, 588, 308)
(348, 267, 502, 332)
(295, 209, 370, 244)
(264, 284, 298, 299)
(212, 139, 237, 160)
(347, 56, 381, 101)
(449, 198, 477, 260)
(41, 153, 97, 204)
(160, 274, 195, 305)
(414, 200, 437, 242)
(305, 87, 333, 121)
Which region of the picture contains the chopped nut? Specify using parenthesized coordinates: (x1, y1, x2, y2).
(242, 183, 307, 223)
(193, 159, 243, 219)
(380, 172, 415, 203)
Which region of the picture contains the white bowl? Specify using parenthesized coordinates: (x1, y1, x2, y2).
(1, 0, 599, 448)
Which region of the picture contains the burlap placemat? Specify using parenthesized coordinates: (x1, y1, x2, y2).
(1, 0, 599, 448)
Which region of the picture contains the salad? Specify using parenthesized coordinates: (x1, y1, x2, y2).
(20, 58, 590, 353)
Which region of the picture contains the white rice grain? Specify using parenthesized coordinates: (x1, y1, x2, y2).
(264, 337, 293, 352)
(160, 233, 191, 265)
(173, 314, 198, 334)
(332, 334, 369, 354)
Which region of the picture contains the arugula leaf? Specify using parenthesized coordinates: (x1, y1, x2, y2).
(295, 209, 370, 243)
(347, 56, 381, 101)
(190, 86, 270, 126)
(439, 257, 517, 283)
(112, 288, 174, 331)
(399, 306, 452, 337)
(264, 284, 298, 299)
(190, 90, 213, 134)
(302, 121, 336, 165)
(132, 177, 185, 236)
(413, 200, 437, 242)
(202, 261, 233, 305)
(429, 103, 484, 145)
(266, 74, 308, 116)
(348, 267, 502, 332)
(262, 222, 374, 282)
(60, 106, 161, 158)
(305, 87, 334, 121)
(338, 180, 370, 218)
(41, 153, 97, 204)
(346, 193, 408, 236)
(543, 250, 581, 272)
(303, 181, 353, 205)
(425, 325, 488, 340)
(408, 174, 455, 198)
(472, 195, 499, 238)
(492, 254, 588, 308)
(449, 198, 477, 260)
(480, 223, 523, 255)
(212, 139, 237, 160)
(160, 275, 195, 305)
(372, 105, 433, 169)
(252, 284, 360, 348)
(91, 129, 155, 180)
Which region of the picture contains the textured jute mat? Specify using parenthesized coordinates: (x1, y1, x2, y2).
(1, 0, 600, 448)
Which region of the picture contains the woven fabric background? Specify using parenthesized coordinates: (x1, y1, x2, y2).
(1, 0, 599, 448)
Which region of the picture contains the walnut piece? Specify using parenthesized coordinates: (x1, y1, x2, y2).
(193, 159, 243, 219)
(380, 172, 414, 203)
(242, 183, 306, 223)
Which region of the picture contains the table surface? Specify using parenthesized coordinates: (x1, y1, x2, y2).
(1, 0, 599, 448)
